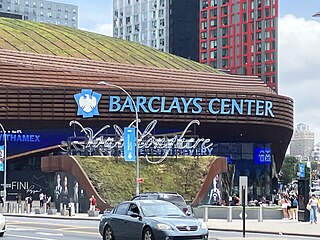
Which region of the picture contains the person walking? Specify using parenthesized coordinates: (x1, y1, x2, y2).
(308, 194, 318, 224)
(289, 194, 298, 220)
(89, 195, 97, 211)
(281, 194, 288, 220)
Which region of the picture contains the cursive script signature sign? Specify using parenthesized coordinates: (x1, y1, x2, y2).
(60, 120, 214, 164)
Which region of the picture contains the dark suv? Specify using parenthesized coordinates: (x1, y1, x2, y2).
(131, 192, 191, 214)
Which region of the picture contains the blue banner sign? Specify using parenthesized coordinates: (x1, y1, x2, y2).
(254, 147, 271, 165)
(0, 145, 4, 171)
(299, 164, 305, 178)
(124, 127, 136, 162)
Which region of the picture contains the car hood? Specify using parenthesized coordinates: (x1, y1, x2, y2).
(151, 216, 200, 226)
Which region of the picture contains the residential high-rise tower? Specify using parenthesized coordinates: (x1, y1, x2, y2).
(199, 0, 278, 91)
(0, 0, 78, 28)
(113, 0, 199, 61)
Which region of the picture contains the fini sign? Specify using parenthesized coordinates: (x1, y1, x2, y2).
(74, 90, 275, 118)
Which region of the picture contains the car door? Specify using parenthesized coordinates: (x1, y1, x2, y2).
(123, 203, 144, 240)
(110, 203, 130, 240)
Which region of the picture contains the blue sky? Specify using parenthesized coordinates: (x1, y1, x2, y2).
(62, 0, 320, 144)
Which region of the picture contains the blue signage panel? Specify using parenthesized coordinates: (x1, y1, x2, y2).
(299, 164, 305, 178)
(0, 145, 4, 171)
(124, 127, 136, 162)
(254, 148, 271, 165)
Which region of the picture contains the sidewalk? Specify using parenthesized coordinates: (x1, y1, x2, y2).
(3, 212, 320, 239)
(205, 218, 320, 239)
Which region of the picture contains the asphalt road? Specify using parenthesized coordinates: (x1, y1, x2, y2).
(6, 216, 319, 240)
(5, 216, 100, 240)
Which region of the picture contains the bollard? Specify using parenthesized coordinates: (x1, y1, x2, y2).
(227, 206, 232, 222)
(27, 203, 30, 214)
(203, 206, 208, 222)
(258, 205, 263, 222)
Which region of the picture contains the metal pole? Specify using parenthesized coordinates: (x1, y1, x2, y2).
(242, 186, 246, 238)
(0, 123, 6, 211)
(98, 81, 140, 195)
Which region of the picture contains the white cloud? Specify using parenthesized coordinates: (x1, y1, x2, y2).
(279, 15, 320, 143)
(92, 23, 113, 36)
(80, 23, 113, 36)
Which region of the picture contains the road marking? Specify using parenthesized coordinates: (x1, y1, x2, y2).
(36, 232, 64, 237)
(7, 227, 37, 231)
(6, 233, 56, 240)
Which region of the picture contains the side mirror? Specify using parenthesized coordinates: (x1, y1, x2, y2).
(130, 212, 140, 218)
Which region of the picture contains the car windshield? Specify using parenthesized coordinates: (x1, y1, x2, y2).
(159, 195, 186, 207)
(141, 202, 185, 217)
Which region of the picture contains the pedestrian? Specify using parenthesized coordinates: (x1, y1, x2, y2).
(308, 194, 318, 224)
(89, 195, 97, 211)
(39, 192, 44, 208)
(280, 194, 288, 220)
(289, 194, 298, 220)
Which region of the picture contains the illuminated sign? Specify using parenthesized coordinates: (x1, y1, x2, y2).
(0, 130, 40, 143)
(73, 90, 275, 118)
(74, 89, 101, 118)
(254, 148, 271, 165)
(108, 96, 274, 117)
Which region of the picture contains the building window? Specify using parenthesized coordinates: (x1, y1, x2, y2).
(201, 21, 207, 30)
(210, 40, 217, 48)
(201, 52, 207, 60)
(201, 42, 207, 50)
(222, 27, 228, 36)
(210, 29, 217, 38)
(210, 8, 217, 17)
(211, 0, 217, 7)
(202, 0, 208, 9)
(221, 17, 228, 25)
(210, 50, 217, 59)
(210, 19, 217, 27)
(201, 10, 207, 19)
(201, 31, 207, 39)
(160, 19, 164, 27)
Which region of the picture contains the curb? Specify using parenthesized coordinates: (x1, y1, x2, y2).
(207, 227, 320, 239)
(3, 213, 100, 221)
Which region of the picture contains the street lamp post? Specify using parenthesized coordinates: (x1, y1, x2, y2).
(98, 81, 140, 195)
(0, 123, 7, 210)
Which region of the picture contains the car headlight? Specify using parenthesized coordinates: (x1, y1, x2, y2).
(156, 223, 172, 230)
(198, 221, 207, 229)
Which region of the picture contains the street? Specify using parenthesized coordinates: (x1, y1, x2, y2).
(5, 216, 100, 240)
(4, 216, 320, 240)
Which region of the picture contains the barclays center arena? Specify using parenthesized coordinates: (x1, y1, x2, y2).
(0, 17, 293, 211)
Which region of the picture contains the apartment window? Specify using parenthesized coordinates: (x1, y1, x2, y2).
(133, 15, 139, 23)
(256, 32, 262, 40)
(257, 43, 262, 51)
(265, 8, 270, 17)
(40, 2, 43, 8)
(201, 21, 207, 30)
(201, 10, 207, 19)
(133, 34, 139, 42)
(243, 56, 247, 64)
(201, 31, 207, 39)
(201, 42, 207, 50)
(202, 0, 208, 9)
(160, 0, 164, 7)
(222, 59, 228, 67)
(265, 0, 270, 6)
(222, 38, 228, 46)
(257, 54, 261, 62)
(126, 17, 130, 24)
(159, 9, 164, 17)
(242, 13, 247, 21)
(222, 49, 228, 57)
(210, 50, 217, 59)
(160, 39, 165, 46)
(159, 29, 164, 37)
(222, 0, 229, 4)
(210, 19, 217, 27)
(221, 17, 228, 25)
(160, 19, 164, 27)
(211, 0, 217, 7)
(222, 27, 228, 36)
(210, 40, 217, 48)
(257, 65, 262, 74)
(48, 11, 52, 18)
(126, 26, 132, 33)
(25, 0, 28, 6)
(222, 6, 228, 15)
(210, 60, 217, 68)
(258, 10, 261, 19)
(257, 21, 261, 30)
(201, 52, 207, 60)
(134, 24, 139, 32)
(265, 42, 270, 50)
(243, 23, 247, 32)
(242, 2, 247, 10)
(210, 8, 217, 17)
(243, 45, 247, 54)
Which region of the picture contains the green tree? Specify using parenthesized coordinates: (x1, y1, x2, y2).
(279, 156, 299, 185)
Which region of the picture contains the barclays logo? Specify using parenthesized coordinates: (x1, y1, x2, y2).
(74, 89, 101, 118)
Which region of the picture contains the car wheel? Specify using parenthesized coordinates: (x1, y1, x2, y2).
(0, 232, 4, 237)
(142, 227, 154, 240)
(103, 225, 114, 240)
